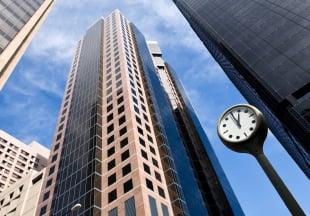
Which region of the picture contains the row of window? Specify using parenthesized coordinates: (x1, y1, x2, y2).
(39, 41, 83, 216)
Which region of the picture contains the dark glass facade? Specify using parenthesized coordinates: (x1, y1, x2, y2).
(173, 0, 310, 178)
(132, 24, 244, 215)
(50, 20, 103, 215)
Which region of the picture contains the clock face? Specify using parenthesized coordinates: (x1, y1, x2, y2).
(219, 105, 258, 142)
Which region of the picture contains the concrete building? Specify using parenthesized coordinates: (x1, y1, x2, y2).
(0, 0, 55, 90)
(0, 169, 46, 216)
(36, 10, 242, 216)
(172, 0, 310, 178)
(0, 130, 49, 193)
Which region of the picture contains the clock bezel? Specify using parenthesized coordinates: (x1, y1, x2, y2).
(217, 104, 264, 144)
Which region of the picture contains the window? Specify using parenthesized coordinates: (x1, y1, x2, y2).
(149, 146, 156, 155)
(117, 88, 123, 96)
(107, 95, 113, 103)
(108, 189, 117, 203)
(137, 127, 143, 135)
(120, 127, 127, 136)
(108, 159, 116, 170)
(58, 124, 64, 131)
(123, 179, 133, 193)
(155, 172, 162, 182)
(158, 186, 165, 198)
(118, 105, 125, 114)
(107, 124, 114, 134)
(141, 104, 146, 112)
(136, 116, 141, 125)
(51, 154, 57, 162)
(121, 150, 130, 161)
(141, 150, 148, 160)
(43, 191, 50, 201)
(54, 143, 60, 151)
(106, 87, 112, 95)
(143, 114, 148, 122)
(115, 73, 121, 80)
(116, 80, 122, 88)
(122, 163, 131, 176)
(108, 173, 116, 186)
(161, 204, 169, 216)
(107, 135, 114, 145)
(145, 124, 151, 133)
(148, 135, 153, 143)
(48, 166, 55, 176)
(146, 179, 154, 191)
(143, 163, 151, 174)
(40, 206, 47, 216)
(152, 158, 158, 167)
(46, 179, 52, 188)
(149, 196, 158, 216)
(107, 147, 115, 157)
(134, 106, 140, 114)
(132, 97, 138, 105)
(107, 113, 113, 122)
(125, 197, 136, 216)
(120, 137, 128, 148)
(107, 104, 113, 112)
(117, 96, 124, 104)
(108, 207, 118, 216)
(56, 133, 62, 141)
(139, 137, 145, 147)
(119, 115, 126, 125)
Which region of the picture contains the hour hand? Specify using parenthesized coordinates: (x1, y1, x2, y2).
(230, 113, 241, 128)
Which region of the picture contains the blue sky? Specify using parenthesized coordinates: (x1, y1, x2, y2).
(0, 0, 309, 215)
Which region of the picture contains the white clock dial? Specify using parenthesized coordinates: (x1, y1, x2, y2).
(219, 106, 257, 142)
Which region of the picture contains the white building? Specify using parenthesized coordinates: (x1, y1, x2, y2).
(0, 130, 49, 193)
(0, 169, 46, 216)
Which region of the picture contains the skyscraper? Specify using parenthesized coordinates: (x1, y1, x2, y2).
(0, 0, 55, 90)
(36, 10, 243, 216)
(0, 130, 50, 193)
(172, 0, 310, 178)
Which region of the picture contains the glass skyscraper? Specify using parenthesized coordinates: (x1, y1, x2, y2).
(36, 10, 243, 216)
(172, 0, 310, 178)
(0, 0, 55, 90)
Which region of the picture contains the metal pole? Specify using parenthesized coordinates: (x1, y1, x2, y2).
(254, 153, 305, 216)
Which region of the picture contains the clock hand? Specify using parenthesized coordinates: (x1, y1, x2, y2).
(237, 112, 241, 128)
(229, 113, 241, 128)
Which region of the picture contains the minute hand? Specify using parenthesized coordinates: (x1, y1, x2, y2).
(230, 113, 241, 128)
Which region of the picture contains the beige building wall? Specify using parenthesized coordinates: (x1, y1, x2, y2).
(0, 130, 50, 193)
(101, 11, 173, 216)
(0, 169, 46, 216)
(0, 0, 55, 90)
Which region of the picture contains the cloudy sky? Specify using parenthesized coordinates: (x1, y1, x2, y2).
(0, 0, 309, 215)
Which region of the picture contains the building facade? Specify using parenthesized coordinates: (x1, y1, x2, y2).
(172, 0, 310, 178)
(36, 10, 242, 216)
(0, 130, 49, 193)
(0, 0, 55, 90)
(147, 41, 244, 215)
(0, 169, 46, 216)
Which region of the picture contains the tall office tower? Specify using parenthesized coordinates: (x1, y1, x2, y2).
(36, 10, 242, 216)
(147, 41, 243, 216)
(0, 130, 49, 193)
(172, 0, 310, 177)
(0, 169, 46, 216)
(0, 0, 55, 90)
